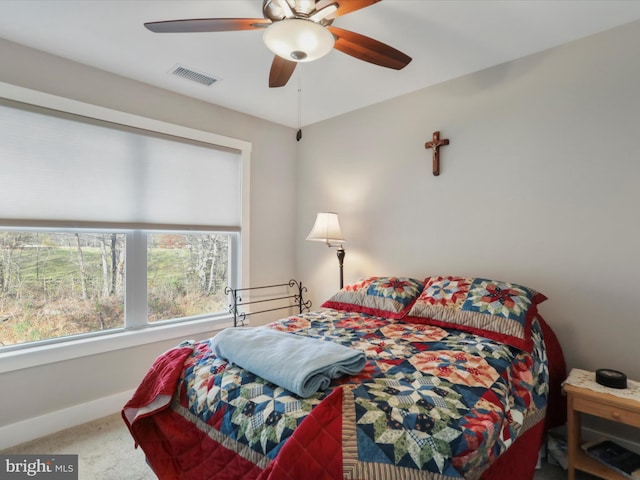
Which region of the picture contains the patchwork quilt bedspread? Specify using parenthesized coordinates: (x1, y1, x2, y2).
(125, 310, 549, 480)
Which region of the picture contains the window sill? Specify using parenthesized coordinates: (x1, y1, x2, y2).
(0, 315, 233, 375)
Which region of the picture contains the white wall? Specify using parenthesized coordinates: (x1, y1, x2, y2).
(2, 18, 640, 448)
(0, 38, 297, 444)
(297, 21, 640, 382)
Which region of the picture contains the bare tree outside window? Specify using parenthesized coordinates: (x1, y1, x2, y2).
(147, 233, 228, 323)
(0, 230, 230, 347)
(0, 231, 126, 346)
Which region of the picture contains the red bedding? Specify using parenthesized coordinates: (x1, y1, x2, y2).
(123, 313, 565, 479)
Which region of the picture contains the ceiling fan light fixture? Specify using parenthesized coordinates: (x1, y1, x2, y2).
(263, 19, 335, 62)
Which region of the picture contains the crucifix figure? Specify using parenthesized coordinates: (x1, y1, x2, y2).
(425, 131, 450, 176)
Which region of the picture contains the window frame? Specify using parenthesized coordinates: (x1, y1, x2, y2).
(0, 81, 251, 374)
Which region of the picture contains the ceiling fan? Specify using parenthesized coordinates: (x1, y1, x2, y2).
(144, 0, 412, 88)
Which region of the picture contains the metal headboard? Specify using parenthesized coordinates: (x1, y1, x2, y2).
(224, 279, 311, 327)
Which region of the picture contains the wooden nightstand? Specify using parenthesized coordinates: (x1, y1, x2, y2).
(564, 382, 640, 480)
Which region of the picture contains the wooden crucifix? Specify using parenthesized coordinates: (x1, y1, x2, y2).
(425, 131, 450, 176)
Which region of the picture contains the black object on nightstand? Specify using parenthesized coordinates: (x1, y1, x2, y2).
(596, 369, 628, 389)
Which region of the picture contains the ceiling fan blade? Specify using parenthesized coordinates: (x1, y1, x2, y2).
(316, 0, 381, 19)
(328, 26, 411, 70)
(144, 18, 271, 33)
(269, 56, 298, 88)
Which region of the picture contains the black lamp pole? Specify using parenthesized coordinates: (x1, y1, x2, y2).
(337, 246, 345, 289)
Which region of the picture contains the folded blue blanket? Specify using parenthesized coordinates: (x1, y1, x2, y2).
(210, 327, 366, 398)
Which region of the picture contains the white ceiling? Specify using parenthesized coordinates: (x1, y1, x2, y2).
(1, 1, 640, 128)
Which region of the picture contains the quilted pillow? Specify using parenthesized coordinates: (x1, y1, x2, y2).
(404, 276, 547, 352)
(321, 276, 424, 319)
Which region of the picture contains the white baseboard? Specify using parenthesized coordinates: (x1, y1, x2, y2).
(0, 389, 135, 451)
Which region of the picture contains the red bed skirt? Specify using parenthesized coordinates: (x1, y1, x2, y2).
(478, 315, 567, 480)
(479, 420, 544, 479)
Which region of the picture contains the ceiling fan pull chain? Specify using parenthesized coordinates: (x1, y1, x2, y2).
(297, 71, 303, 141)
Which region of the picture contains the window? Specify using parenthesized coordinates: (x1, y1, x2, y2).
(0, 229, 234, 348)
(0, 230, 126, 346)
(147, 232, 230, 323)
(0, 84, 250, 354)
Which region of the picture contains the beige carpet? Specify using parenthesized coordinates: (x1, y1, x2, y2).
(1, 413, 155, 479)
(2, 413, 598, 479)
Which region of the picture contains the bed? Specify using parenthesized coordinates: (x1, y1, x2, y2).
(123, 275, 566, 479)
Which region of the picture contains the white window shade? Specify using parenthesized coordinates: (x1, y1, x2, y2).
(0, 100, 241, 227)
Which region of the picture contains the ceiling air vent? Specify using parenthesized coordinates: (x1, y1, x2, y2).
(170, 65, 220, 86)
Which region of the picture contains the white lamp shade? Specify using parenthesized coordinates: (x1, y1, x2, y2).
(263, 19, 335, 62)
(306, 212, 345, 244)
